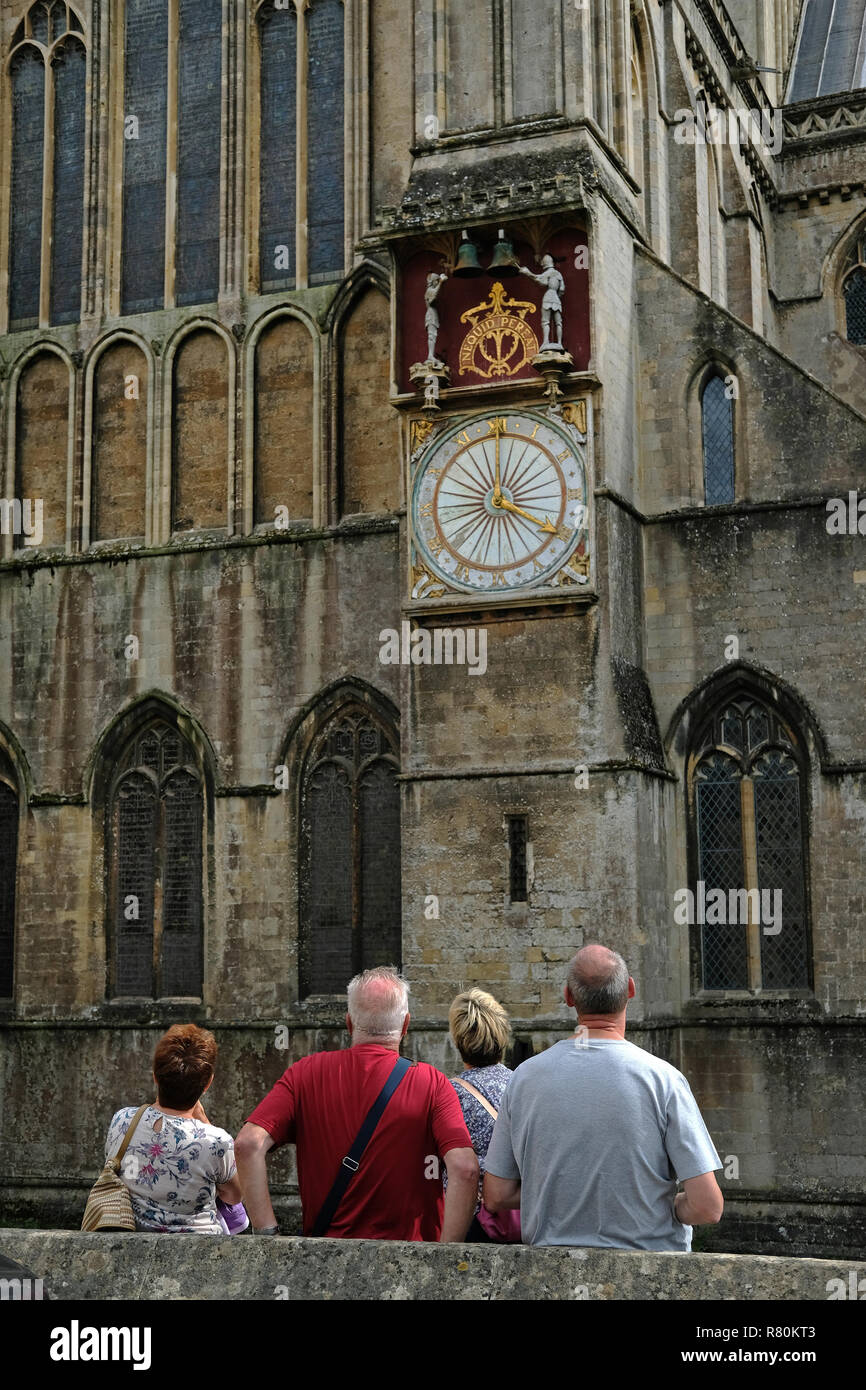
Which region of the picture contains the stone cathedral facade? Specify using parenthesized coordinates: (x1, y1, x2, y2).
(0, 0, 864, 1257)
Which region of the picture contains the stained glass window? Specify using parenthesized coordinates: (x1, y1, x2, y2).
(299, 705, 401, 996)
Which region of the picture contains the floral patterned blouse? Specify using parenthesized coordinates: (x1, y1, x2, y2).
(447, 1063, 513, 1212)
(105, 1105, 237, 1234)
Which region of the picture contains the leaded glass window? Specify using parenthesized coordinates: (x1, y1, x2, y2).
(691, 697, 811, 992)
(0, 779, 18, 998)
(701, 372, 735, 506)
(843, 235, 866, 345)
(121, 0, 221, 315)
(258, 0, 297, 291)
(299, 706, 401, 996)
(8, 3, 86, 328)
(109, 721, 203, 998)
(256, 0, 345, 292)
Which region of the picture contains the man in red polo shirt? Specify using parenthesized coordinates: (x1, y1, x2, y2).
(235, 966, 478, 1241)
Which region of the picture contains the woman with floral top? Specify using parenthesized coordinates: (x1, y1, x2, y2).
(104, 1023, 244, 1234)
(448, 988, 521, 1243)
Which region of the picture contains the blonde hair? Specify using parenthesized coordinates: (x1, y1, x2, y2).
(449, 988, 511, 1068)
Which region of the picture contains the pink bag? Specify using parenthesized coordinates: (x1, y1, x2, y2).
(452, 1077, 522, 1244)
(476, 1200, 522, 1243)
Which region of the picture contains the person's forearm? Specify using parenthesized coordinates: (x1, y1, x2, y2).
(675, 1190, 708, 1226)
(488, 1184, 521, 1211)
(236, 1150, 277, 1230)
(440, 1175, 478, 1243)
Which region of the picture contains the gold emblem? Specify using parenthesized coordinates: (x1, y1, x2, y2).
(411, 418, 436, 453)
(458, 282, 540, 379)
(555, 551, 590, 586)
(411, 562, 447, 600)
(562, 400, 587, 434)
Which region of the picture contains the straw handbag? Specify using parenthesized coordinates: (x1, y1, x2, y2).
(81, 1103, 149, 1232)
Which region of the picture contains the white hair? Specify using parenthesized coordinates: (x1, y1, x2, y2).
(346, 966, 409, 1040)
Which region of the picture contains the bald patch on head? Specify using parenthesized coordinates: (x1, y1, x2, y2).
(566, 944, 630, 1017)
(570, 943, 619, 984)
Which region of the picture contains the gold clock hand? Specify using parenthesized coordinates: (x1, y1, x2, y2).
(488, 418, 505, 499)
(492, 494, 557, 533)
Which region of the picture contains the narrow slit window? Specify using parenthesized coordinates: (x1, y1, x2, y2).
(701, 372, 735, 506)
(508, 816, 528, 902)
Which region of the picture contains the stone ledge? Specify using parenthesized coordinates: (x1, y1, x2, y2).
(0, 1231, 860, 1302)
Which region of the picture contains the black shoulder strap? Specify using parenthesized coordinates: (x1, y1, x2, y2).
(310, 1055, 413, 1238)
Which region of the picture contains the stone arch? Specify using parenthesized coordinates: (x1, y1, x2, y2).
(685, 354, 745, 506)
(0, 721, 31, 1001)
(333, 277, 399, 520)
(664, 661, 828, 772)
(245, 306, 319, 531)
(281, 678, 401, 999)
(665, 664, 817, 996)
(83, 331, 154, 546)
(89, 693, 217, 1002)
(164, 321, 234, 534)
(825, 211, 866, 343)
(630, 5, 667, 255)
(3, 341, 74, 553)
(3, 2, 87, 330)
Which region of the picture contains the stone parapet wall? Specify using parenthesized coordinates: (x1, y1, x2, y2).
(0, 1230, 861, 1302)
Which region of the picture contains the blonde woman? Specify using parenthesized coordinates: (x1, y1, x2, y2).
(448, 988, 521, 1242)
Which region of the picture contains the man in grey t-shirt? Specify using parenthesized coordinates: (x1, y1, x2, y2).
(483, 945, 723, 1251)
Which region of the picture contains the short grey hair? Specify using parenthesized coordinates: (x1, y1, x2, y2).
(567, 946, 630, 1016)
(346, 966, 409, 1040)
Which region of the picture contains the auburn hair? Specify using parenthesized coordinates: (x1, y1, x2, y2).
(152, 1024, 217, 1109)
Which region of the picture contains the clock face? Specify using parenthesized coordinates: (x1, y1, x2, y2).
(411, 411, 588, 594)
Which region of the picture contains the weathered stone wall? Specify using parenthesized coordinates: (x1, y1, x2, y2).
(2, 1228, 862, 1301)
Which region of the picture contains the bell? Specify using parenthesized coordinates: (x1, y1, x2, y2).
(452, 234, 484, 277)
(487, 231, 521, 277)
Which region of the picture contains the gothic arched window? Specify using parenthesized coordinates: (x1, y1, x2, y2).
(256, 0, 345, 292)
(0, 759, 19, 999)
(701, 371, 735, 505)
(299, 704, 401, 996)
(689, 695, 811, 993)
(8, 2, 86, 328)
(108, 721, 204, 998)
(842, 233, 866, 345)
(121, 0, 221, 315)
